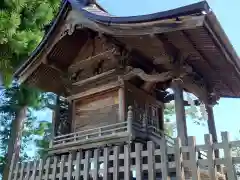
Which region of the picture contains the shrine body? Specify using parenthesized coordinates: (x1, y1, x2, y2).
(10, 0, 240, 179)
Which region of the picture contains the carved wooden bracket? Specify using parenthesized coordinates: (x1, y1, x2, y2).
(124, 67, 189, 83)
(124, 68, 173, 82)
(60, 22, 78, 38)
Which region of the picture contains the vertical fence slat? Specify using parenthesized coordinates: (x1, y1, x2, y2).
(37, 159, 43, 180)
(188, 136, 200, 180)
(93, 149, 99, 180)
(24, 162, 31, 180)
(75, 151, 81, 180)
(124, 144, 131, 180)
(59, 155, 66, 180)
(67, 153, 73, 180)
(113, 146, 119, 180)
(19, 163, 25, 180)
(43, 158, 50, 180)
(221, 132, 237, 180)
(160, 136, 170, 180)
(13, 163, 19, 180)
(8, 154, 16, 180)
(135, 143, 142, 180)
(31, 161, 37, 180)
(175, 138, 185, 180)
(83, 151, 90, 180)
(103, 148, 109, 180)
(51, 157, 57, 180)
(204, 134, 217, 180)
(147, 141, 156, 180)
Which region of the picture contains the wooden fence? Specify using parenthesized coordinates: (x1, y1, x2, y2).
(8, 131, 240, 180)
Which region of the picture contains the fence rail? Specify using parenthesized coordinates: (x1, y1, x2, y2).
(52, 121, 128, 147)
(9, 131, 240, 180)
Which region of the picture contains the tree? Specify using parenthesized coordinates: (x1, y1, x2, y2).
(163, 97, 206, 136)
(0, 0, 60, 85)
(1, 1, 60, 178)
(0, 87, 56, 178)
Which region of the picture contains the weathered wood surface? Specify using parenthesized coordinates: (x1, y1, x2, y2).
(74, 89, 119, 132)
(10, 131, 240, 180)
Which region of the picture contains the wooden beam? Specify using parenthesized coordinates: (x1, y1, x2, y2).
(74, 12, 205, 36)
(172, 80, 188, 145)
(69, 48, 115, 73)
(68, 81, 121, 101)
(73, 69, 116, 86)
(163, 93, 201, 106)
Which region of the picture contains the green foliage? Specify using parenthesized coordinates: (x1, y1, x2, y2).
(164, 100, 206, 136)
(164, 103, 176, 136)
(0, 0, 60, 86)
(0, 86, 55, 176)
(0, 1, 59, 178)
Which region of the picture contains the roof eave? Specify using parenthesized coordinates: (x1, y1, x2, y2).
(204, 12, 240, 77)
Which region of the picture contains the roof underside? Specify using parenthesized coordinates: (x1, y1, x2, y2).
(16, 1, 240, 98)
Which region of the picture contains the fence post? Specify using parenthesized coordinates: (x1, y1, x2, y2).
(13, 162, 19, 180)
(93, 149, 99, 180)
(44, 157, 50, 180)
(59, 155, 66, 180)
(188, 136, 200, 180)
(25, 162, 30, 180)
(124, 144, 131, 180)
(38, 159, 44, 180)
(175, 137, 185, 180)
(19, 162, 25, 180)
(135, 143, 143, 180)
(31, 161, 37, 180)
(51, 157, 57, 180)
(83, 151, 90, 180)
(67, 153, 73, 180)
(127, 106, 133, 138)
(147, 141, 156, 180)
(221, 132, 237, 180)
(204, 134, 217, 180)
(75, 151, 82, 180)
(160, 136, 170, 180)
(113, 146, 120, 180)
(103, 147, 109, 180)
(7, 153, 16, 180)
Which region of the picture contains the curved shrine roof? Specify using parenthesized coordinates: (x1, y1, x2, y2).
(15, 0, 240, 98)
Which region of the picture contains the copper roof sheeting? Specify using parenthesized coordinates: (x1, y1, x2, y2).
(15, 1, 240, 98)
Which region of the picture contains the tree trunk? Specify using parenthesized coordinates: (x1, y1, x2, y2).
(3, 106, 27, 180)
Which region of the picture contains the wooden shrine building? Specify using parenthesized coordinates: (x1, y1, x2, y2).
(9, 0, 240, 179)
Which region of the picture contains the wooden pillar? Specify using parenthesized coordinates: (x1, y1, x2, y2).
(206, 105, 217, 143)
(118, 87, 125, 122)
(206, 105, 219, 158)
(172, 81, 188, 145)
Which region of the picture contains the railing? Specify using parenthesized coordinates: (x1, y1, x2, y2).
(53, 121, 128, 147)
(131, 105, 209, 162)
(9, 132, 235, 180)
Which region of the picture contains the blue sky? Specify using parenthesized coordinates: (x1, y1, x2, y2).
(95, 0, 240, 143)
